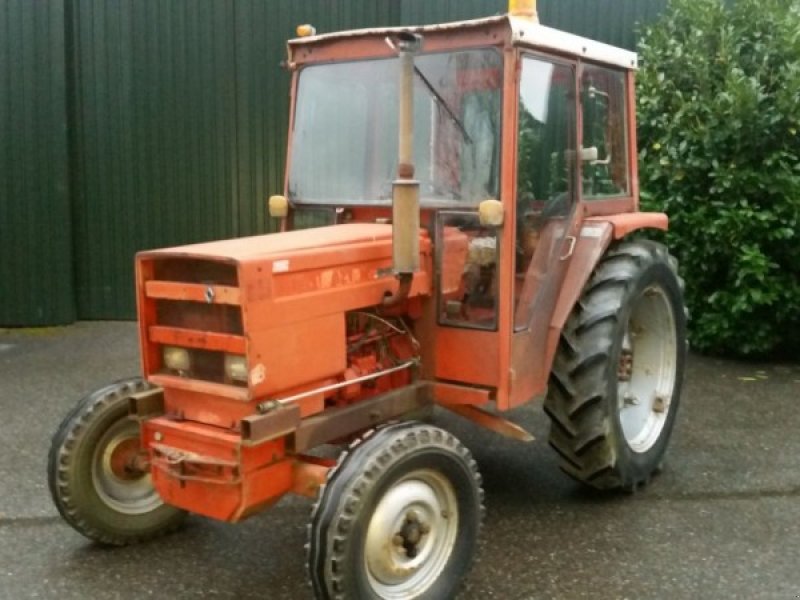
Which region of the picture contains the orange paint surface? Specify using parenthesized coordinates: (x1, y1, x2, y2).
(143, 417, 290, 522)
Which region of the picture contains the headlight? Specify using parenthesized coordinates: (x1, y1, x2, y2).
(225, 354, 248, 383)
(163, 346, 190, 371)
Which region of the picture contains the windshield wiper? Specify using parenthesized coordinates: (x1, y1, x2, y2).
(413, 66, 473, 145)
(383, 36, 472, 145)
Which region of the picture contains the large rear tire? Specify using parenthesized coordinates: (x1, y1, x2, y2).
(544, 240, 687, 491)
(48, 378, 187, 545)
(307, 422, 483, 599)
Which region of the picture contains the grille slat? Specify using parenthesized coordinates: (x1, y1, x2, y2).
(149, 325, 246, 354)
(145, 281, 241, 305)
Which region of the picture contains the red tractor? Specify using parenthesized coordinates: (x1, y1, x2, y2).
(49, 2, 686, 597)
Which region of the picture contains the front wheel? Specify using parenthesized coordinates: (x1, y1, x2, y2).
(48, 378, 187, 545)
(307, 422, 484, 599)
(544, 240, 687, 491)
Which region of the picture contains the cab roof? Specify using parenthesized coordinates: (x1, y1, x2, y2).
(288, 14, 638, 70)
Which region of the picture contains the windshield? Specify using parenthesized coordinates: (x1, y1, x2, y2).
(288, 48, 502, 207)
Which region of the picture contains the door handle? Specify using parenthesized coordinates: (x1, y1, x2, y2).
(560, 236, 577, 261)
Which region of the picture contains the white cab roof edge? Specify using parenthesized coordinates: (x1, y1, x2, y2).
(510, 17, 638, 70)
(288, 14, 638, 71)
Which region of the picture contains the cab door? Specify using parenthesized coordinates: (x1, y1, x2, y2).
(505, 54, 581, 408)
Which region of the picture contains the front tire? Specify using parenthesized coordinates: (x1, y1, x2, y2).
(48, 378, 187, 545)
(544, 240, 687, 491)
(307, 422, 484, 599)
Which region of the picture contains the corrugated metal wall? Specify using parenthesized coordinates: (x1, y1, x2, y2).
(399, 0, 668, 49)
(69, 0, 239, 318)
(541, 0, 667, 50)
(1, 0, 668, 323)
(0, 0, 74, 325)
(232, 1, 399, 238)
(70, 0, 399, 318)
(399, 0, 506, 25)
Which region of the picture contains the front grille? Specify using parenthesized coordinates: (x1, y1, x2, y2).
(156, 300, 243, 335)
(141, 256, 247, 388)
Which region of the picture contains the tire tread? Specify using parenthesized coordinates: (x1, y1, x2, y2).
(307, 422, 484, 600)
(47, 377, 186, 546)
(544, 240, 685, 491)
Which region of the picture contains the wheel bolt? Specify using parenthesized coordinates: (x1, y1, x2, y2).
(392, 534, 404, 547)
(623, 393, 639, 406)
(406, 510, 419, 524)
(419, 522, 430, 535)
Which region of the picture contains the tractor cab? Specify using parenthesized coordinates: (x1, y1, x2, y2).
(282, 9, 648, 409)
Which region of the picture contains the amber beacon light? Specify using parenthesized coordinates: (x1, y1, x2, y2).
(509, 0, 538, 21)
(296, 24, 316, 37)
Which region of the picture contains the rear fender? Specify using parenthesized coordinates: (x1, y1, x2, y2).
(546, 213, 669, 367)
(585, 212, 668, 241)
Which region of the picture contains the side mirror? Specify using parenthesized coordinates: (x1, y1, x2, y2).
(478, 199, 504, 227)
(268, 195, 289, 218)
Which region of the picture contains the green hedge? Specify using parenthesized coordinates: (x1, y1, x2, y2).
(637, 0, 800, 356)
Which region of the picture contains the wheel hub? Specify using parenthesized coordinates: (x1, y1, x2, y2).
(394, 510, 431, 558)
(107, 437, 146, 481)
(617, 285, 678, 453)
(92, 419, 163, 515)
(364, 470, 458, 598)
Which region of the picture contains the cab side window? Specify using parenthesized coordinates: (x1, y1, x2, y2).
(517, 59, 574, 209)
(581, 65, 629, 198)
(514, 57, 576, 330)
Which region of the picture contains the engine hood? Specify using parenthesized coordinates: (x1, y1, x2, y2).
(138, 223, 396, 263)
(135, 223, 431, 400)
(136, 222, 432, 329)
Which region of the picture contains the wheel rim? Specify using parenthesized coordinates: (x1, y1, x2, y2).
(364, 469, 459, 599)
(617, 285, 677, 453)
(91, 418, 162, 515)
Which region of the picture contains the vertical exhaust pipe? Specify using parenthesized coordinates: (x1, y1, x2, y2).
(384, 32, 422, 306)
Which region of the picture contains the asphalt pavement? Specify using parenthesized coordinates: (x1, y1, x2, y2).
(1, 322, 799, 600)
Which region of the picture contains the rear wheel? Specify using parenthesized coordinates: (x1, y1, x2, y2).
(307, 422, 483, 599)
(48, 378, 187, 545)
(544, 240, 687, 490)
